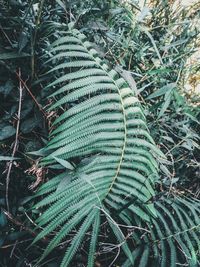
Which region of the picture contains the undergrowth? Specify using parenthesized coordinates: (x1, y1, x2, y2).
(0, 0, 199, 266)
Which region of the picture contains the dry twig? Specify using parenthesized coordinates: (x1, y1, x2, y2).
(15, 71, 46, 118)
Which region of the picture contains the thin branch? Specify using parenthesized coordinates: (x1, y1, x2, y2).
(15, 71, 46, 117)
(0, 24, 13, 46)
(6, 69, 23, 212)
(0, 238, 33, 249)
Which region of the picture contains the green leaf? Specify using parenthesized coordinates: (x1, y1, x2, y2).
(0, 80, 14, 97)
(141, 26, 163, 65)
(0, 212, 7, 227)
(0, 52, 30, 60)
(0, 236, 5, 247)
(158, 89, 173, 118)
(20, 118, 39, 134)
(0, 156, 20, 161)
(147, 83, 176, 100)
(18, 31, 28, 53)
(21, 100, 34, 119)
(27, 148, 48, 156)
(0, 125, 16, 140)
(184, 112, 200, 125)
(53, 156, 75, 170)
(56, 0, 66, 10)
(32, 27, 165, 267)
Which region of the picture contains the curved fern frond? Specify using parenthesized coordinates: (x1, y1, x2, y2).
(42, 27, 162, 204)
(33, 25, 165, 266)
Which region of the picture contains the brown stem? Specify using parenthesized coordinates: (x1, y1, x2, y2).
(15, 72, 46, 117)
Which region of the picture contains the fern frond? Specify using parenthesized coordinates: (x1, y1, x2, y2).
(60, 208, 98, 267)
(87, 209, 100, 267)
(33, 25, 165, 266)
(123, 197, 200, 267)
(33, 26, 200, 265)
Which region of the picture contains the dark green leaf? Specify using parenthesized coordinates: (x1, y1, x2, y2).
(0, 212, 7, 227)
(0, 52, 30, 60)
(147, 83, 176, 100)
(0, 80, 14, 97)
(53, 156, 74, 170)
(20, 118, 38, 134)
(0, 125, 16, 140)
(0, 156, 20, 161)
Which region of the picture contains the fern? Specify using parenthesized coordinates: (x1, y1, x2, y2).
(32, 25, 200, 267)
(123, 197, 200, 267)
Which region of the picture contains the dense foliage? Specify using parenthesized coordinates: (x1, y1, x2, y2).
(0, 0, 199, 266)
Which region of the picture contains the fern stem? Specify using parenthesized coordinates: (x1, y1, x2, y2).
(71, 30, 128, 198)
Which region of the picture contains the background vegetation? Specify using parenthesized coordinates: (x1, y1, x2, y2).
(0, 0, 199, 266)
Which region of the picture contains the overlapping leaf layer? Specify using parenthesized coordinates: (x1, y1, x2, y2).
(33, 27, 200, 267)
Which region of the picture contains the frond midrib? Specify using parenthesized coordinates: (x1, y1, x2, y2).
(72, 30, 129, 198)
